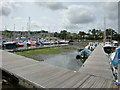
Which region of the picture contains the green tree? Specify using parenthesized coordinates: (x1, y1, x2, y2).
(78, 31, 86, 40)
(60, 30, 67, 39)
(54, 32, 59, 37)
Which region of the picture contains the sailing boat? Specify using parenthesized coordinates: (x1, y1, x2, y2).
(103, 17, 112, 54)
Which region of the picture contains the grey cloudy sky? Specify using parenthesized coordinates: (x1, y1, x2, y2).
(0, 0, 119, 33)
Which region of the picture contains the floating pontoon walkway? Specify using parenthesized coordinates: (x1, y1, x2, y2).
(79, 44, 113, 79)
(0, 44, 119, 88)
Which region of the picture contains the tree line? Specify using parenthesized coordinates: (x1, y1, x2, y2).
(2, 28, 120, 41)
(54, 28, 120, 41)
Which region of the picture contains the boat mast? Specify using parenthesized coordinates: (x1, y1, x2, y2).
(103, 16, 106, 43)
(13, 24, 15, 40)
(14, 24, 15, 31)
(28, 16, 31, 37)
(21, 26, 24, 37)
(26, 22, 28, 38)
(5, 26, 7, 30)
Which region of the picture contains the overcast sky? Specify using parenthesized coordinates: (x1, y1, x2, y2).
(0, 0, 119, 33)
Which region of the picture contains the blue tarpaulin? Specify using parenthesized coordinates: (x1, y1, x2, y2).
(112, 48, 120, 66)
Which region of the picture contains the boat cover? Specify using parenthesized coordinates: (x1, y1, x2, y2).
(112, 48, 120, 66)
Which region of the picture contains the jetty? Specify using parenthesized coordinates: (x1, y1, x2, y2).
(79, 44, 113, 79)
(1, 44, 119, 88)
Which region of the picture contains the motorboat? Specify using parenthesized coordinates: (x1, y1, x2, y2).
(26, 40, 37, 46)
(111, 47, 120, 68)
(86, 42, 98, 51)
(110, 47, 120, 82)
(36, 41, 42, 45)
(58, 40, 69, 44)
(17, 41, 26, 47)
(76, 49, 91, 59)
(112, 41, 119, 52)
(103, 42, 112, 54)
(41, 41, 53, 45)
(2, 41, 17, 49)
(113, 41, 119, 47)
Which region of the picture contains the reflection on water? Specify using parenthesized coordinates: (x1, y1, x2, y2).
(44, 51, 83, 71)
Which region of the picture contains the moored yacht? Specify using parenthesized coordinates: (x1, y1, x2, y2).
(110, 47, 120, 84)
(17, 41, 27, 47)
(103, 42, 112, 54)
(58, 40, 69, 44)
(2, 41, 18, 49)
(112, 41, 119, 52)
(76, 49, 91, 59)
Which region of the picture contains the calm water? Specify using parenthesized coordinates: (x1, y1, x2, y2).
(44, 51, 83, 71)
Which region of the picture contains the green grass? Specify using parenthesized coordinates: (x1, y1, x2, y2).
(15, 42, 88, 61)
(16, 48, 69, 55)
(15, 48, 72, 61)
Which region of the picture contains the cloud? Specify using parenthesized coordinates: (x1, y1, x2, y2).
(65, 24, 79, 29)
(14, 17, 26, 22)
(13, 17, 41, 29)
(0, 0, 20, 16)
(36, 2, 67, 10)
(66, 5, 95, 24)
(64, 24, 82, 33)
(31, 21, 41, 28)
(102, 2, 118, 20)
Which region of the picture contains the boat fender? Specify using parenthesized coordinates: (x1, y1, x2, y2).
(114, 82, 120, 86)
(76, 55, 80, 59)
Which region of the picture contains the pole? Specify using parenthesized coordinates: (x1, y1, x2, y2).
(26, 22, 29, 38)
(13, 24, 15, 40)
(28, 16, 31, 37)
(5, 26, 7, 30)
(103, 16, 106, 42)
